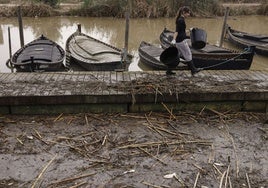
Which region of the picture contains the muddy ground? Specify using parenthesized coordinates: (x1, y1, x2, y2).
(0, 111, 267, 188)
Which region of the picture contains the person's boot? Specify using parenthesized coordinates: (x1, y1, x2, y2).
(166, 69, 176, 75)
(187, 60, 202, 75)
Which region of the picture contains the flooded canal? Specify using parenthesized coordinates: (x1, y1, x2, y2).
(0, 15, 267, 72)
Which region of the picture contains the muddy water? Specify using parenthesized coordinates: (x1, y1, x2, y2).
(0, 15, 267, 72)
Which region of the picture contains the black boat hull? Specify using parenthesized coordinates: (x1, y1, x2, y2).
(226, 26, 268, 56)
(159, 28, 255, 70)
(10, 35, 65, 72)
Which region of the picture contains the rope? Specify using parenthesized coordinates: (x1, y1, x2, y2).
(199, 47, 252, 70)
(5, 59, 15, 72)
(6, 58, 14, 68)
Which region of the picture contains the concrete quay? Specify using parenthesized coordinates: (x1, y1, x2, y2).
(0, 70, 267, 114)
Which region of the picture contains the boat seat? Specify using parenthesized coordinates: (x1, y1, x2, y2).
(141, 46, 163, 57)
(20, 58, 52, 63)
(73, 36, 120, 56)
(243, 34, 268, 41)
(192, 45, 231, 53)
(232, 32, 268, 41)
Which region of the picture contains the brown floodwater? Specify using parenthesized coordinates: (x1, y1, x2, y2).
(0, 15, 267, 72)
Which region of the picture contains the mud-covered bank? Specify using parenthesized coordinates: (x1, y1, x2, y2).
(0, 112, 267, 187)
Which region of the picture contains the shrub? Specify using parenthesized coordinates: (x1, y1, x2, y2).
(34, 0, 59, 7)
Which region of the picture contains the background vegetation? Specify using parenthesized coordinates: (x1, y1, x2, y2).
(33, 0, 58, 7)
(69, 0, 267, 17)
(0, 0, 267, 17)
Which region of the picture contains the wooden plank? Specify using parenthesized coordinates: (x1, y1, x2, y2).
(0, 71, 267, 109)
(123, 71, 131, 82)
(103, 71, 111, 95)
(56, 72, 66, 81)
(116, 71, 124, 82)
(128, 71, 137, 84)
(109, 71, 118, 95)
(2, 73, 15, 82)
(225, 70, 237, 80)
(0, 73, 8, 81)
(95, 71, 104, 95)
(249, 70, 267, 80)
(8, 73, 20, 82)
(110, 71, 117, 84)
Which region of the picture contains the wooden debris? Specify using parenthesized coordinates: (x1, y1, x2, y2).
(225, 164, 231, 188)
(49, 172, 96, 187)
(193, 172, 200, 188)
(118, 140, 212, 149)
(32, 133, 49, 145)
(138, 147, 167, 165)
(31, 155, 57, 188)
(142, 181, 162, 188)
(206, 108, 227, 118)
(2, 111, 266, 187)
(86, 113, 105, 122)
(246, 173, 251, 188)
(219, 170, 227, 188)
(85, 114, 89, 126)
(54, 113, 63, 122)
(161, 102, 177, 120)
(102, 135, 108, 145)
(16, 137, 24, 145)
(33, 128, 42, 138)
(69, 181, 87, 188)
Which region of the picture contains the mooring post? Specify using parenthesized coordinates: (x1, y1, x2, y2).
(123, 11, 130, 62)
(8, 27, 12, 59)
(265, 102, 268, 124)
(17, 6, 24, 47)
(8, 26, 14, 73)
(77, 24, 81, 33)
(219, 7, 230, 47)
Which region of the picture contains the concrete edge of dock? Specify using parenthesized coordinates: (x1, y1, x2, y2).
(0, 70, 267, 115)
(0, 92, 267, 115)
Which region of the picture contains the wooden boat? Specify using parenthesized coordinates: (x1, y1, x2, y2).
(10, 35, 65, 72)
(139, 41, 186, 70)
(65, 29, 132, 71)
(225, 26, 268, 56)
(159, 28, 256, 70)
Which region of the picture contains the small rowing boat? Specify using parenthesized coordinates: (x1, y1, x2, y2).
(159, 28, 255, 70)
(226, 26, 268, 56)
(65, 28, 132, 71)
(10, 35, 65, 72)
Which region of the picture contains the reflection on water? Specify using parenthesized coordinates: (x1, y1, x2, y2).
(0, 16, 267, 72)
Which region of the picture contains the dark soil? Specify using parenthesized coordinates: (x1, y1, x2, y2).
(0, 111, 267, 187)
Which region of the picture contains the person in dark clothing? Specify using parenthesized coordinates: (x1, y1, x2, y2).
(171, 6, 201, 76)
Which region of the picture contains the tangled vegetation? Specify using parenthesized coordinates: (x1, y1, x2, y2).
(0, 3, 55, 17)
(69, 0, 224, 18)
(33, 0, 59, 7)
(0, 0, 267, 17)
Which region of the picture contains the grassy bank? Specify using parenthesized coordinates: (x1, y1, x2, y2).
(0, 0, 267, 17)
